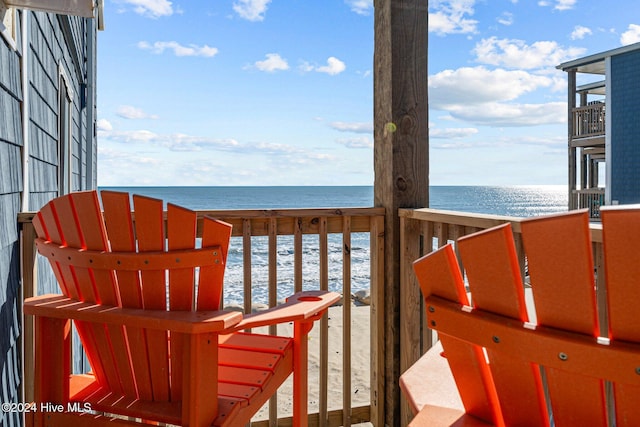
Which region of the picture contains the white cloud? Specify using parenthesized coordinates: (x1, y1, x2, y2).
(571, 25, 592, 40)
(97, 147, 165, 186)
(473, 37, 586, 69)
(120, 0, 173, 18)
(233, 0, 271, 22)
(430, 66, 553, 107)
(446, 101, 566, 127)
(345, 0, 373, 16)
(299, 57, 346, 75)
(428, 66, 567, 127)
(254, 53, 289, 72)
(97, 119, 113, 131)
(554, 0, 577, 10)
(497, 12, 513, 26)
(98, 127, 328, 159)
(137, 41, 218, 57)
(98, 129, 159, 143)
(621, 24, 640, 46)
(316, 57, 346, 75)
(336, 137, 373, 149)
(97, 125, 345, 186)
(330, 122, 373, 133)
(116, 105, 159, 120)
(298, 62, 315, 73)
(99, 128, 241, 152)
(430, 127, 479, 139)
(538, 0, 576, 11)
(429, 0, 478, 35)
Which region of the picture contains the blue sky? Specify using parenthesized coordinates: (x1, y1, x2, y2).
(96, 0, 640, 186)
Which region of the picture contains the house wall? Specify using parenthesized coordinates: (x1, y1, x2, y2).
(0, 9, 24, 427)
(27, 11, 94, 210)
(610, 50, 640, 205)
(0, 7, 96, 425)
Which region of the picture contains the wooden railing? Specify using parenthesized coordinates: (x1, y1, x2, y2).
(19, 207, 385, 427)
(572, 188, 605, 219)
(398, 208, 605, 426)
(572, 103, 605, 138)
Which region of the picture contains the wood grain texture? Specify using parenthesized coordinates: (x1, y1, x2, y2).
(374, 0, 429, 424)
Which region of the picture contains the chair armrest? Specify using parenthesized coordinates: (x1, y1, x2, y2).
(224, 290, 341, 333)
(24, 294, 243, 334)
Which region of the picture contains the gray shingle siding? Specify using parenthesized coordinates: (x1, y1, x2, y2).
(0, 8, 96, 425)
(0, 18, 23, 425)
(0, 143, 22, 195)
(610, 50, 640, 204)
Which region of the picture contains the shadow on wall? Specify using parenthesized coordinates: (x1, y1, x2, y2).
(0, 241, 22, 427)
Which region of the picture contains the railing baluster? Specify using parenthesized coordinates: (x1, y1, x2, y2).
(294, 217, 303, 293)
(242, 218, 252, 316)
(369, 215, 385, 427)
(342, 216, 352, 427)
(421, 220, 435, 350)
(319, 216, 329, 427)
(268, 217, 278, 426)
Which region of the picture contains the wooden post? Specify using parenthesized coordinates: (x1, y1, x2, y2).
(568, 70, 577, 210)
(374, 0, 429, 425)
(399, 216, 424, 426)
(19, 215, 38, 405)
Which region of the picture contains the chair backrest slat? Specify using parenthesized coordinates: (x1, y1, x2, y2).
(601, 207, 640, 425)
(37, 202, 77, 299)
(52, 195, 99, 303)
(166, 203, 198, 402)
(130, 194, 171, 401)
(72, 191, 120, 306)
(35, 190, 234, 405)
(198, 216, 233, 310)
(70, 191, 139, 396)
(521, 211, 607, 427)
(101, 191, 143, 308)
(414, 245, 501, 425)
(458, 224, 549, 427)
(100, 191, 156, 400)
(36, 194, 117, 393)
(167, 203, 197, 311)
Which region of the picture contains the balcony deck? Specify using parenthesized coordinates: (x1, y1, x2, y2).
(19, 206, 608, 426)
(572, 102, 605, 140)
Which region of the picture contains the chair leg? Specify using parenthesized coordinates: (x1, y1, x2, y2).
(182, 332, 219, 427)
(34, 317, 71, 427)
(293, 321, 313, 427)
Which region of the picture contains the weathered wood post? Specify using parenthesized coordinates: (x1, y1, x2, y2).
(373, 0, 429, 425)
(567, 70, 577, 210)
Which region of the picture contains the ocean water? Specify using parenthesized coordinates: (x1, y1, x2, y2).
(99, 185, 568, 216)
(99, 185, 568, 304)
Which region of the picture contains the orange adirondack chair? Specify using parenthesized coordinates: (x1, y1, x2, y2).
(401, 207, 640, 426)
(24, 190, 340, 427)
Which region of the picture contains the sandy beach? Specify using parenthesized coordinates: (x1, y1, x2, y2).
(251, 304, 372, 424)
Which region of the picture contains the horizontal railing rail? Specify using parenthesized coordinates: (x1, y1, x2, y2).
(398, 207, 604, 425)
(19, 206, 385, 427)
(572, 103, 605, 138)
